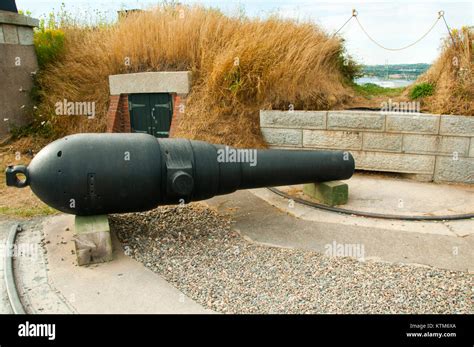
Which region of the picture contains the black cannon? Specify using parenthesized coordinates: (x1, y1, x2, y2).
(6, 133, 354, 215)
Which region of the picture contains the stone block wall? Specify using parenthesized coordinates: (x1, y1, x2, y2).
(260, 110, 474, 184)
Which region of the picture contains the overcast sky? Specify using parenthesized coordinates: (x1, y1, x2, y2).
(15, 0, 474, 65)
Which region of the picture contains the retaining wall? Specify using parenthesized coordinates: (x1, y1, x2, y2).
(0, 10, 39, 136)
(260, 110, 474, 184)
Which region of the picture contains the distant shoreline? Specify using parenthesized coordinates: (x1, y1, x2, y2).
(361, 63, 430, 82)
(356, 76, 413, 88)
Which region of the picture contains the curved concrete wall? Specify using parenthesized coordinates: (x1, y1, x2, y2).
(0, 10, 39, 137)
(260, 110, 474, 184)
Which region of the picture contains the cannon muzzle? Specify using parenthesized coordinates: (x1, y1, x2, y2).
(6, 133, 354, 215)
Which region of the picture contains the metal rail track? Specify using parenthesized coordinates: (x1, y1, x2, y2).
(268, 187, 474, 221)
(4, 223, 26, 314)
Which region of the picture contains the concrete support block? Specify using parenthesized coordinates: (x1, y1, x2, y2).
(386, 114, 439, 134)
(439, 115, 474, 136)
(0, 12, 39, 27)
(2, 24, 18, 44)
(470, 138, 474, 157)
(434, 157, 474, 184)
(74, 215, 113, 266)
(327, 111, 384, 131)
(303, 130, 362, 150)
(260, 128, 302, 147)
(363, 132, 402, 152)
(403, 134, 470, 156)
(352, 151, 435, 174)
(17, 26, 34, 45)
(260, 110, 326, 129)
(303, 181, 348, 206)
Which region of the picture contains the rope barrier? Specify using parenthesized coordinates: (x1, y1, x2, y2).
(333, 9, 455, 51)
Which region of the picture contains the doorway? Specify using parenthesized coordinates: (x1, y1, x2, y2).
(128, 93, 173, 138)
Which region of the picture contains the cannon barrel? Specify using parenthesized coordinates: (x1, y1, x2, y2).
(6, 133, 354, 215)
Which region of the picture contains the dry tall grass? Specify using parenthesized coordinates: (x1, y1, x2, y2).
(412, 27, 473, 116)
(36, 5, 352, 147)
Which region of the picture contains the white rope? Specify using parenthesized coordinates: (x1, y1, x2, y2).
(334, 9, 447, 52)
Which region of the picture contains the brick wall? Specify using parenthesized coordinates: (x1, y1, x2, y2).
(106, 94, 131, 133)
(260, 110, 474, 184)
(169, 93, 186, 137)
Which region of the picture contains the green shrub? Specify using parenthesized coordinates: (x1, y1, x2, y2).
(409, 82, 435, 99)
(338, 54, 363, 82)
(34, 29, 65, 69)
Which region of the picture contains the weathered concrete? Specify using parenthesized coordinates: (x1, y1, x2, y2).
(289, 172, 474, 217)
(206, 186, 474, 272)
(386, 113, 439, 134)
(327, 111, 385, 131)
(0, 220, 14, 313)
(260, 128, 302, 147)
(0, 11, 39, 27)
(109, 71, 192, 95)
(403, 134, 470, 156)
(74, 215, 113, 266)
(14, 219, 75, 313)
(439, 115, 474, 136)
(17, 26, 34, 45)
(434, 157, 474, 184)
(352, 151, 436, 174)
(43, 215, 213, 313)
(0, 11, 38, 137)
(260, 110, 326, 129)
(363, 132, 402, 152)
(303, 130, 362, 150)
(2, 23, 18, 44)
(303, 181, 348, 206)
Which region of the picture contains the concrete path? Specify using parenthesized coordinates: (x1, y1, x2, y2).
(0, 216, 212, 314)
(280, 172, 474, 216)
(0, 220, 14, 313)
(206, 189, 474, 272)
(42, 215, 212, 314)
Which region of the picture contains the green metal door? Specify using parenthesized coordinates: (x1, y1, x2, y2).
(129, 93, 173, 138)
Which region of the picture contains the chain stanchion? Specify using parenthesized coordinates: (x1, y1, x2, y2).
(333, 8, 357, 36)
(439, 10, 456, 47)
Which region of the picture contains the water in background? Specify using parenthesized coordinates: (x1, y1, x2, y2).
(356, 76, 414, 88)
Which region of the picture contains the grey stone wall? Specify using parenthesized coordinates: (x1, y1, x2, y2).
(0, 10, 39, 137)
(260, 110, 474, 184)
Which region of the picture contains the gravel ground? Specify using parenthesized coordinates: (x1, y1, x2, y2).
(109, 204, 473, 314)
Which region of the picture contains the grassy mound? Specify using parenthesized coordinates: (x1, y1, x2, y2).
(408, 27, 473, 116)
(34, 5, 355, 147)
